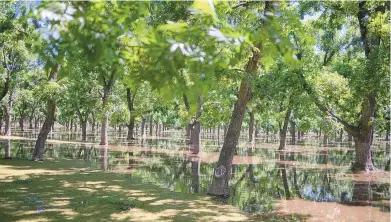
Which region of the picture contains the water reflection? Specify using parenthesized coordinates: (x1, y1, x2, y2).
(0, 129, 390, 221)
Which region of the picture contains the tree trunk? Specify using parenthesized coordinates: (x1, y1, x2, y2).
(279, 107, 292, 150)
(100, 145, 108, 171)
(189, 96, 203, 154)
(141, 118, 146, 137)
(100, 72, 115, 145)
(100, 95, 109, 145)
(279, 154, 291, 199)
(386, 127, 390, 141)
(91, 115, 95, 133)
(19, 117, 24, 132)
(339, 129, 343, 142)
(323, 134, 328, 145)
(208, 80, 253, 196)
(31, 64, 61, 160)
(126, 88, 136, 140)
(4, 85, 16, 136)
(29, 117, 33, 129)
(76, 105, 88, 141)
(248, 111, 254, 142)
(81, 122, 87, 141)
(290, 120, 296, 145)
(4, 139, 11, 159)
(149, 115, 153, 136)
(191, 158, 201, 193)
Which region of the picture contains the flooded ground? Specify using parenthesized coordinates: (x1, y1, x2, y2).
(0, 126, 390, 221)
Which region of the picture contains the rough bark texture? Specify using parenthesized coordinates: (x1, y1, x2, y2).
(248, 111, 254, 142)
(31, 64, 61, 160)
(208, 37, 262, 195)
(208, 81, 253, 196)
(278, 107, 292, 150)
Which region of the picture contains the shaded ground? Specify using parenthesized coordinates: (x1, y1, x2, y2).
(0, 159, 310, 222)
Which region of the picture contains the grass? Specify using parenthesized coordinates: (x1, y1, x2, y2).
(0, 159, 310, 221)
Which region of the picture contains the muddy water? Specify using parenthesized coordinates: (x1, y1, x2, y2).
(1, 127, 390, 221)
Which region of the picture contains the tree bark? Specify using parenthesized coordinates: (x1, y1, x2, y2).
(323, 134, 328, 145)
(100, 95, 109, 145)
(91, 114, 95, 133)
(208, 28, 264, 195)
(279, 106, 292, 150)
(126, 88, 136, 140)
(290, 119, 296, 145)
(31, 64, 61, 160)
(100, 71, 115, 145)
(141, 117, 146, 137)
(76, 104, 88, 141)
(339, 129, 343, 142)
(191, 157, 201, 193)
(248, 111, 254, 142)
(4, 85, 16, 136)
(189, 96, 203, 154)
(149, 115, 153, 136)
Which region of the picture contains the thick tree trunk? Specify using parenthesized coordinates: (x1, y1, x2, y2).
(279, 107, 292, 150)
(208, 80, 252, 196)
(352, 137, 376, 171)
(248, 111, 254, 142)
(31, 64, 61, 160)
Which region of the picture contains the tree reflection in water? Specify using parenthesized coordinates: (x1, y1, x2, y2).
(0, 135, 389, 217)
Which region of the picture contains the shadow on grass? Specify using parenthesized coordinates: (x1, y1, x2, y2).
(0, 159, 311, 221)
